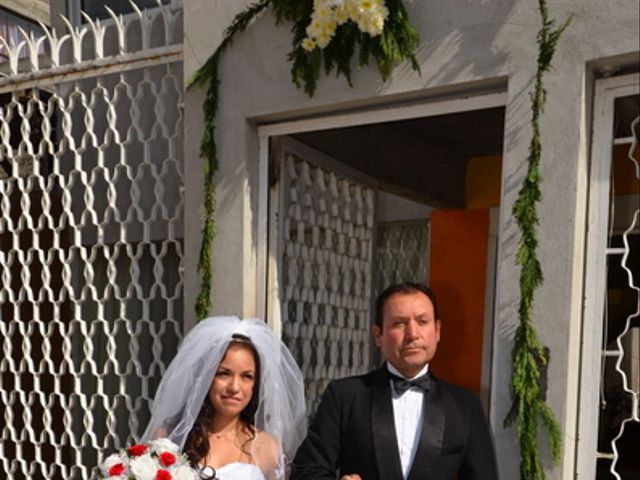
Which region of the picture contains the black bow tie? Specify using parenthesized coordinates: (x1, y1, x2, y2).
(388, 371, 432, 395)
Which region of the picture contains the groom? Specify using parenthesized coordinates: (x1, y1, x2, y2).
(291, 282, 499, 480)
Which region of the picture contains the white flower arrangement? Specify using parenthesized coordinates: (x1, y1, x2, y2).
(302, 0, 390, 51)
(98, 438, 198, 480)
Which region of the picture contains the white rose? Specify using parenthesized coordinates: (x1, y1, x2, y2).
(149, 437, 180, 454)
(99, 453, 126, 477)
(172, 465, 198, 480)
(129, 453, 157, 480)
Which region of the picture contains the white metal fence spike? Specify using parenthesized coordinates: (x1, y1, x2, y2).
(59, 14, 87, 64)
(128, 0, 154, 51)
(16, 26, 39, 72)
(0, 36, 13, 75)
(104, 5, 127, 55)
(80, 12, 106, 59)
(129, 0, 143, 19)
(37, 20, 64, 68)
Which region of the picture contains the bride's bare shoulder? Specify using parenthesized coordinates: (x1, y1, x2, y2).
(253, 430, 280, 454)
(252, 431, 281, 470)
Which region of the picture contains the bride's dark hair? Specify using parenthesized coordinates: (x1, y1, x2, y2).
(183, 334, 261, 466)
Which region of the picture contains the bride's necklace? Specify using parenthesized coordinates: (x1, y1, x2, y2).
(207, 423, 248, 462)
(211, 423, 241, 440)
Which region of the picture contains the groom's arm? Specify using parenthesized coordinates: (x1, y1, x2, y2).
(459, 395, 499, 480)
(291, 381, 343, 480)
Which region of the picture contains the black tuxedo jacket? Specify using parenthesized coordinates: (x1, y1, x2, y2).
(291, 366, 499, 480)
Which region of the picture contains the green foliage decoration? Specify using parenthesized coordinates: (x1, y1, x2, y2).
(271, 0, 420, 96)
(504, 1, 571, 479)
(189, 0, 272, 320)
(189, 0, 420, 319)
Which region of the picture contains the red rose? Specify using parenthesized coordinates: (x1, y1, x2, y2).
(127, 444, 148, 456)
(108, 463, 126, 476)
(159, 451, 177, 467)
(155, 469, 172, 480)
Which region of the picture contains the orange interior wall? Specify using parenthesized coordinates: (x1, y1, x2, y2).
(429, 209, 490, 393)
(465, 155, 502, 209)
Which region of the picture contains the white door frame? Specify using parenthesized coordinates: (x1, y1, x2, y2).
(575, 72, 639, 478)
(255, 90, 508, 326)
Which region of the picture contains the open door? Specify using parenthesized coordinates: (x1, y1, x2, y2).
(266, 138, 378, 413)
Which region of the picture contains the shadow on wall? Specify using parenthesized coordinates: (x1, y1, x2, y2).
(389, 0, 517, 89)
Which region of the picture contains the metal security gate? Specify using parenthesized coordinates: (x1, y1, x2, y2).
(268, 138, 377, 414)
(578, 73, 639, 479)
(0, 3, 184, 479)
(375, 220, 428, 295)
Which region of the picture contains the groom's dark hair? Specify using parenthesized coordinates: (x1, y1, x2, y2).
(375, 282, 439, 329)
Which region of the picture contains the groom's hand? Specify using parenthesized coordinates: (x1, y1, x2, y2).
(340, 475, 362, 480)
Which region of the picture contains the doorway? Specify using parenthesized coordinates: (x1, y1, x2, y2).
(259, 92, 506, 414)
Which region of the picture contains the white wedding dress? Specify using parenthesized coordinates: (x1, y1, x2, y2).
(205, 462, 266, 480)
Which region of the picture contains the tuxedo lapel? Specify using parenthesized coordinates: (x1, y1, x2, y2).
(407, 376, 445, 480)
(371, 367, 403, 480)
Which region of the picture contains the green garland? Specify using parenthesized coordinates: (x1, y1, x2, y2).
(504, 1, 571, 479)
(189, 0, 272, 321)
(189, 0, 420, 319)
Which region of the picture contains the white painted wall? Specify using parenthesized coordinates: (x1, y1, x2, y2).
(183, 1, 640, 478)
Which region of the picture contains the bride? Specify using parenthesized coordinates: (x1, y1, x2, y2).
(142, 316, 307, 479)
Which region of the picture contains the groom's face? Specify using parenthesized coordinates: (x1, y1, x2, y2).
(373, 291, 441, 378)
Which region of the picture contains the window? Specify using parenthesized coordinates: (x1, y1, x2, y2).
(80, 0, 171, 20)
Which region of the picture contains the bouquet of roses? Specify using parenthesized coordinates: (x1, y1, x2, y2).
(99, 438, 199, 480)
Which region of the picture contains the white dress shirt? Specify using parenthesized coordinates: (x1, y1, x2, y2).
(387, 362, 429, 479)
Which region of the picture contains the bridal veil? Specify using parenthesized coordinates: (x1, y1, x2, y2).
(141, 316, 307, 477)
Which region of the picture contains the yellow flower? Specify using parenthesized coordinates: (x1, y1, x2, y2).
(345, 0, 361, 21)
(316, 32, 332, 48)
(335, 6, 349, 24)
(315, 4, 333, 21)
(369, 14, 384, 35)
(306, 0, 388, 46)
(322, 18, 338, 34)
(302, 37, 317, 51)
(306, 18, 324, 38)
